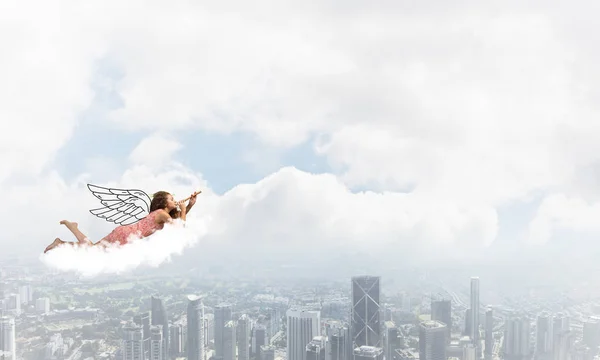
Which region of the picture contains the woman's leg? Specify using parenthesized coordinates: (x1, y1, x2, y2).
(59, 220, 93, 245)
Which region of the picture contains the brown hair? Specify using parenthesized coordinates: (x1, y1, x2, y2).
(150, 191, 180, 219)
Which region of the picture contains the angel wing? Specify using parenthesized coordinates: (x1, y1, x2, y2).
(87, 184, 152, 226)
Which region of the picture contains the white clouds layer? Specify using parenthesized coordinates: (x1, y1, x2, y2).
(40, 218, 208, 277)
(4, 0, 600, 268)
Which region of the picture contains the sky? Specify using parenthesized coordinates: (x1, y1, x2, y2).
(3, 0, 600, 270)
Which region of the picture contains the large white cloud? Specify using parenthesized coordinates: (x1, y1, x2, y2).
(5, 0, 600, 264)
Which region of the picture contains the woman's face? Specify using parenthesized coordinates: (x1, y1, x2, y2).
(165, 194, 177, 211)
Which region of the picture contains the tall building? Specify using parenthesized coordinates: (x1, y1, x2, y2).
(134, 312, 151, 360)
(123, 323, 144, 360)
(0, 316, 16, 360)
(215, 304, 233, 358)
(536, 313, 552, 359)
(351, 276, 382, 348)
(464, 344, 477, 360)
(464, 309, 472, 337)
(484, 308, 494, 358)
(383, 321, 400, 360)
(470, 277, 480, 347)
(260, 345, 276, 360)
(287, 309, 321, 360)
(252, 325, 267, 357)
(306, 336, 327, 360)
(204, 313, 215, 347)
(327, 326, 350, 360)
(504, 314, 530, 360)
(431, 299, 452, 341)
(187, 295, 206, 360)
(35, 298, 50, 315)
(18, 285, 32, 305)
(353, 346, 384, 360)
(223, 320, 237, 360)
(238, 315, 251, 360)
(419, 320, 447, 360)
(170, 324, 184, 356)
(151, 296, 169, 360)
(150, 325, 164, 360)
(582, 316, 600, 349)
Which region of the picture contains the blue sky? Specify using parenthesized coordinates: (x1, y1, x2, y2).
(51, 59, 331, 194)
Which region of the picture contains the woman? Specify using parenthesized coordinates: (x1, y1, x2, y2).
(43, 191, 198, 253)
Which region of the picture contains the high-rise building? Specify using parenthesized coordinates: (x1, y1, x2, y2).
(151, 296, 169, 360)
(260, 345, 275, 360)
(187, 295, 205, 360)
(470, 277, 480, 347)
(464, 344, 477, 360)
(204, 313, 215, 347)
(134, 312, 151, 360)
(0, 316, 16, 360)
(536, 313, 552, 358)
(223, 320, 237, 360)
(582, 316, 600, 349)
(484, 308, 494, 358)
(419, 320, 447, 360)
(504, 314, 530, 360)
(150, 325, 164, 360)
(123, 323, 144, 360)
(35, 298, 50, 315)
(18, 285, 32, 305)
(252, 325, 267, 357)
(170, 324, 184, 356)
(327, 326, 350, 360)
(306, 336, 327, 360)
(215, 304, 233, 358)
(383, 321, 400, 360)
(287, 309, 321, 360)
(353, 346, 384, 360)
(431, 300, 451, 341)
(351, 276, 381, 348)
(238, 315, 251, 360)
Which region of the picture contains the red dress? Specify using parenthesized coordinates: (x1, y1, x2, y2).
(101, 210, 165, 245)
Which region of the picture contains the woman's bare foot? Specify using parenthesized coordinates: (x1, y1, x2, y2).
(44, 238, 65, 253)
(60, 220, 78, 228)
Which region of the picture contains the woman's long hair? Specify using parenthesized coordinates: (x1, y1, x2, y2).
(150, 191, 180, 219)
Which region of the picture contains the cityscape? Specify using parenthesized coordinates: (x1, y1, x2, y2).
(0, 258, 599, 360)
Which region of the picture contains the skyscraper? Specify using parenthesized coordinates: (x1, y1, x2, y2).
(187, 295, 205, 360)
(536, 313, 552, 359)
(123, 322, 144, 360)
(351, 276, 381, 348)
(215, 304, 233, 359)
(504, 313, 530, 360)
(287, 309, 321, 360)
(431, 299, 451, 341)
(150, 325, 164, 360)
(484, 308, 493, 358)
(223, 321, 237, 360)
(419, 320, 447, 360)
(0, 316, 16, 360)
(151, 296, 169, 360)
(133, 312, 151, 360)
(238, 315, 251, 360)
(470, 277, 480, 347)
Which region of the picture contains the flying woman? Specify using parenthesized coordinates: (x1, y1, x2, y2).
(43, 189, 199, 253)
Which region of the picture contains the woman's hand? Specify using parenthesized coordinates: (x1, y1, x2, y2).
(189, 192, 198, 206)
(178, 200, 187, 215)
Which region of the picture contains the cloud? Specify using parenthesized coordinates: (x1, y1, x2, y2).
(6, 0, 600, 267)
(40, 218, 209, 277)
(129, 133, 183, 168)
(526, 194, 600, 245)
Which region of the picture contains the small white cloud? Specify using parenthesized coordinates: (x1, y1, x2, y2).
(129, 133, 182, 168)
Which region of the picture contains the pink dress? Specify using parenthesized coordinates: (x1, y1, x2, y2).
(101, 210, 165, 245)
